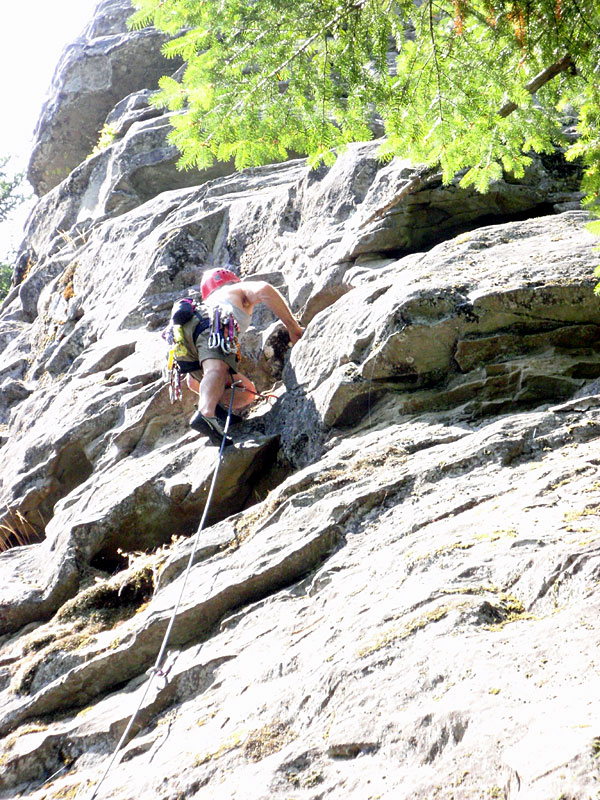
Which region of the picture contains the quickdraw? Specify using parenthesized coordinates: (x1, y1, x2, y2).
(208, 306, 221, 348)
(163, 326, 183, 404)
(208, 305, 240, 356)
(168, 356, 183, 404)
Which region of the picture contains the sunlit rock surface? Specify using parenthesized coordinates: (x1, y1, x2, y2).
(1, 4, 600, 799)
(27, 0, 181, 196)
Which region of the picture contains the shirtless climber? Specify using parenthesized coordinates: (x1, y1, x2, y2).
(172, 267, 304, 446)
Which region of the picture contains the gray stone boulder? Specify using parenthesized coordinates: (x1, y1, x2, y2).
(2, 202, 600, 800)
(273, 210, 600, 463)
(84, 0, 137, 38)
(337, 148, 583, 261)
(104, 89, 164, 137)
(77, 111, 236, 220)
(0, 380, 33, 426)
(2, 389, 600, 800)
(27, 0, 181, 196)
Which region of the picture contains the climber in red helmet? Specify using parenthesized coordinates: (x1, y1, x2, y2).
(185, 267, 304, 445)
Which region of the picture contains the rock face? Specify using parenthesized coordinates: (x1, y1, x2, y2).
(2, 6, 600, 800)
(27, 0, 183, 196)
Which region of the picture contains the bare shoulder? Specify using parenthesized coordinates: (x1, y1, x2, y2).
(237, 280, 271, 303)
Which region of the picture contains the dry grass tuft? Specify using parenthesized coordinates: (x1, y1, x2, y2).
(58, 261, 79, 301)
(0, 507, 43, 553)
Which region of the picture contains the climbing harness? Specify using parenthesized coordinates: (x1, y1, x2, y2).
(163, 296, 277, 410)
(85, 385, 239, 800)
(163, 297, 245, 402)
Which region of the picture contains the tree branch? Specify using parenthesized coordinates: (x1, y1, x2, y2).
(205, 0, 370, 143)
(363, 53, 576, 227)
(498, 53, 574, 118)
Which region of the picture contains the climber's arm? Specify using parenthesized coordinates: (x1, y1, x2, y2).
(243, 281, 304, 344)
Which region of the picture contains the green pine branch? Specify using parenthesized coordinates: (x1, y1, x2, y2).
(129, 0, 600, 220)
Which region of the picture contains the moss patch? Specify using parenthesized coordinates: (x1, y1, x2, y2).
(243, 721, 296, 762)
(12, 634, 92, 695)
(56, 561, 155, 627)
(194, 730, 245, 766)
(357, 604, 451, 658)
(13, 559, 157, 696)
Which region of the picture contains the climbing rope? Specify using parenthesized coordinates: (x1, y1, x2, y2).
(243, 386, 279, 405)
(85, 385, 238, 800)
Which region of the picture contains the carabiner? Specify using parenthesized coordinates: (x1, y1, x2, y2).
(208, 307, 221, 349)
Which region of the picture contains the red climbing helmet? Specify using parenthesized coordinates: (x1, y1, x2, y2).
(200, 268, 241, 300)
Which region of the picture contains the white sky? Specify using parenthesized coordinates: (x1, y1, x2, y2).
(1, 0, 101, 259)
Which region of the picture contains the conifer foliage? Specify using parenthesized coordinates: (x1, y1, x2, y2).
(130, 0, 599, 210)
(0, 157, 22, 222)
(0, 157, 24, 302)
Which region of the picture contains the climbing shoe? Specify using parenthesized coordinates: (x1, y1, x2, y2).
(189, 411, 234, 447)
(214, 404, 243, 427)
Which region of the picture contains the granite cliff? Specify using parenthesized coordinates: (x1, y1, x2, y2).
(1, 2, 600, 799)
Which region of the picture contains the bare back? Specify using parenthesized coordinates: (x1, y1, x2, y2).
(208, 280, 269, 315)
(207, 278, 304, 344)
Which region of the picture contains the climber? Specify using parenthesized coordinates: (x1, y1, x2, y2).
(180, 267, 304, 446)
